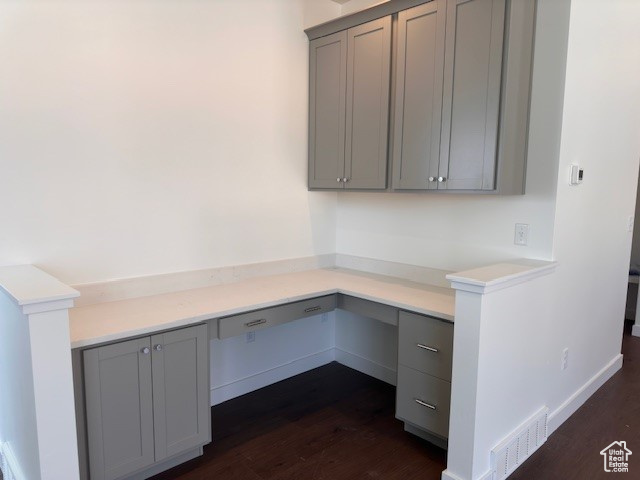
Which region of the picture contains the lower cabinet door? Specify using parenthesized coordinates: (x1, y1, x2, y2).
(151, 324, 210, 460)
(84, 337, 155, 480)
(396, 365, 451, 438)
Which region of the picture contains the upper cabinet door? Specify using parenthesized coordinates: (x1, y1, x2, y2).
(309, 31, 348, 189)
(151, 324, 210, 461)
(344, 16, 392, 189)
(439, 0, 506, 190)
(392, 1, 446, 190)
(84, 337, 155, 480)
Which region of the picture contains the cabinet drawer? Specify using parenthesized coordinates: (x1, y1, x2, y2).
(398, 310, 453, 381)
(218, 295, 337, 339)
(396, 365, 451, 438)
(337, 294, 398, 325)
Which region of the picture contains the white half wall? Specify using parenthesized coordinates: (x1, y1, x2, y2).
(0, 294, 40, 480)
(0, 0, 337, 285)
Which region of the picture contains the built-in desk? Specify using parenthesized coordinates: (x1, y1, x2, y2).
(69, 267, 454, 348)
(69, 267, 455, 480)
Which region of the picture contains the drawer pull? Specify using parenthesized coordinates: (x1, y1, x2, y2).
(303, 305, 322, 313)
(416, 343, 439, 353)
(244, 318, 267, 328)
(414, 398, 437, 410)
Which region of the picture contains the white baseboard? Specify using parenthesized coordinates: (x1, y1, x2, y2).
(0, 442, 24, 480)
(548, 353, 623, 433)
(441, 468, 492, 480)
(632, 324, 640, 337)
(210, 349, 335, 406)
(334, 348, 397, 386)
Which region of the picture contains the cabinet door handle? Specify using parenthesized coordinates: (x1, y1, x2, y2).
(304, 305, 322, 313)
(337, 177, 342, 183)
(416, 343, 439, 353)
(343, 177, 349, 183)
(414, 398, 437, 410)
(140, 347, 150, 355)
(428, 176, 436, 182)
(153, 344, 163, 352)
(244, 318, 267, 328)
(437, 176, 446, 183)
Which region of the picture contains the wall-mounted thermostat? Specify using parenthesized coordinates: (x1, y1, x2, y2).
(569, 164, 584, 185)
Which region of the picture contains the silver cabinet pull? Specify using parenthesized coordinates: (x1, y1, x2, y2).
(244, 318, 267, 328)
(416, 343, 439, 353)
(153, 344, 163, 352)
(428, 176, 436, 182)
(304, 305, 322, 313)
(414, 398, 437, 410)
(437, 176, 446, 183)
(141, 347, 150, 355)
(337, 178, 342, 183)
(343, 177, 349, 183)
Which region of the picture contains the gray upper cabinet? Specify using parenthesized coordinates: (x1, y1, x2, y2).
(308, 0, 535, 194)
(309, 17, 391, 190)
(345, 17, 391, 189)
(438, 0, 506, 190)
(83, 324, 209, 480)
(309, 31, 347, 189)
(392, 1, 446, 190)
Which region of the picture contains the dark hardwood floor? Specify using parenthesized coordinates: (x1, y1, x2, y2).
(150, 326, 640, 480)
(512, 323, 640, 479)
(151, 362, 446, 480)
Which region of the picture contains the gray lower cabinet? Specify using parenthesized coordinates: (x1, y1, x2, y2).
(396, 311, 453, 443)
(309, 16, 391, 190)
(83, 324, 210, 480)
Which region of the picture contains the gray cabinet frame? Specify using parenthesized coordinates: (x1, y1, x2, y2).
(309, 16, 392, 190)
(82, 324, 210, 480)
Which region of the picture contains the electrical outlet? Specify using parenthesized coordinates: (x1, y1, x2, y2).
(246, 332, 255, 343)
(514, 224, 530, 246)
(561, 348, 569, 370)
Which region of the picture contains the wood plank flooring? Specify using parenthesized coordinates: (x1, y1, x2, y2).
(150, 362, 446, 480)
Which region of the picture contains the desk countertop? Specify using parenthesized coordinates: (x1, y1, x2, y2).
(69, 268, 455, 349)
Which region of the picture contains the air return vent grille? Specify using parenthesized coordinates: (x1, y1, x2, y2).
(490, 407, 548, 480)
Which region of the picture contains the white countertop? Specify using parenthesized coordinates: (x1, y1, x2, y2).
(69, 267, 455, 348)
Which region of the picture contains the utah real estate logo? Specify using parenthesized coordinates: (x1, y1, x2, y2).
(600, 441, 632, 473)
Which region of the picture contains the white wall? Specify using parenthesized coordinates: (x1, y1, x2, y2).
(0, 294, 40, 480)
(545, 0, 640, 417)
(0, 0, 337, 285)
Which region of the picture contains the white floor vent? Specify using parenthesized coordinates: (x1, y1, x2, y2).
(490, 407, 549, 480)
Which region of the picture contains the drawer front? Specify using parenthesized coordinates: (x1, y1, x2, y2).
(218, 295, 337, 339)
(398, 310, 453, 381)
(337, 294, 399, 325)
(396, 365, 451, 438)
